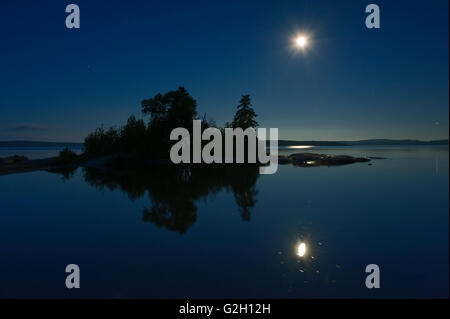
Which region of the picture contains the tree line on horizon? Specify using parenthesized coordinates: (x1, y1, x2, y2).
(83, 87, 259, 159)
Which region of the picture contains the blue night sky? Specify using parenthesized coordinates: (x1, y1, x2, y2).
(0, 0, 448, 142)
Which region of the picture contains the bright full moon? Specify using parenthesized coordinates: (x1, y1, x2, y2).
(295, 36, 308, 48)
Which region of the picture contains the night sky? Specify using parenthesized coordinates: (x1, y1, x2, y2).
(0, 0, 448, 142)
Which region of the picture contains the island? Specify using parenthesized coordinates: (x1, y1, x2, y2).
(2, 87, 447, 176)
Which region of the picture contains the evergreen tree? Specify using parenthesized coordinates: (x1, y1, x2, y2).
(232, 94, 258, 129)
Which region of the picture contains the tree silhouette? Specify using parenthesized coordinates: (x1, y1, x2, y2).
(142, 86, 197, 130)
(83, 88, 265, 167)
(232, 94, 259, 129)
(140, 86, 198, 159)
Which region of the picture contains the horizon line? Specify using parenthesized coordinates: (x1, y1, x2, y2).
(0, 138, 449, 144)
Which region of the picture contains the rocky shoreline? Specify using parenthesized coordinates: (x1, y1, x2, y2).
(0, 155, 76, 176)
(278, 153, 371, 166)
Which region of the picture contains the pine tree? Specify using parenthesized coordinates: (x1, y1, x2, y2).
(232, 94, 259, 129)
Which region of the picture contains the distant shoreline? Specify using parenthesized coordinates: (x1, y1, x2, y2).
(0, 141, 83, 148)
(0, 139, 448, 148)
(278, 139, 449, 146)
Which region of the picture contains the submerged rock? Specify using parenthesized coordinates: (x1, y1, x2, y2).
(279, 153, 370, 167)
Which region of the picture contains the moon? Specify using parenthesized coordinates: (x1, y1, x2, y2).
(295, 36, 308, 48)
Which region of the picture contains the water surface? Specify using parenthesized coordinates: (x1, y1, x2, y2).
(0, 146, 448, 298)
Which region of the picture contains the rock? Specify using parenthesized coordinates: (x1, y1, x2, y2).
(325, 155, 370, 165)
(278, 155, 294, 165)
(279, 153, 371, 167)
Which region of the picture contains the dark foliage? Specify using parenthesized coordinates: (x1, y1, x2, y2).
(84, 87, 200, 159)
(58, 148, 78, 164)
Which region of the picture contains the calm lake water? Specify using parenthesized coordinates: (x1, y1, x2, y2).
(0, 146, 448, 298)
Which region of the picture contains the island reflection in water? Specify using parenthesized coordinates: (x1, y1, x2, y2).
(56, 164, 260, 234)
